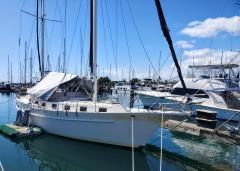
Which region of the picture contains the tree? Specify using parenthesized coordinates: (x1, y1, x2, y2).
(98, 77, 112, 94)
(130, 78, 140, 84)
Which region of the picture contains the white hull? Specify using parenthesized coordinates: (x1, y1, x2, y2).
(138, 93, 240, 121)
(17, 95, 189, 147)
(29, 108, 163, 148)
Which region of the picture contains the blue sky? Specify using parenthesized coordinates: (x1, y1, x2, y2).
(0, 0, 239, 82)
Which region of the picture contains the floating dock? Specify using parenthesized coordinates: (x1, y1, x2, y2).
(0, 124, 42, 138)
(164, 119, 240, 145)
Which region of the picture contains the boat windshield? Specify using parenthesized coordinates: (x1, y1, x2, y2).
(115, 82, 131, 86)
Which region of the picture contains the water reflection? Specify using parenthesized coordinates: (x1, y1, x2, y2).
(150, 129, 240, 170)
(17, 134, 151, 171)
(0, 93, 15, 125)
(171, 131, 240, 170)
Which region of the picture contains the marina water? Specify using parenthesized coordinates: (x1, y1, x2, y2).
(0, 93, 239, 171)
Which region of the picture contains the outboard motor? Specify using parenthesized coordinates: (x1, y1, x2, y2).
(22, 110, 30, 126)
(15, 108, 23, 125)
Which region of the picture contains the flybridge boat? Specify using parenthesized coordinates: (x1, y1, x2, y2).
(137, 64, 240, 121)
(16, 72, 189, 148)
(111, 82, 132, 95)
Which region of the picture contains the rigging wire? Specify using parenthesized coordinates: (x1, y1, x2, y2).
(55, 0, 64, 71)
(19, 0, 27, 83)
(66, 0, 84, 70)
(154, 0, 188, 95)
(81, 1, 89, 76)
(46, 0, 61, 68)
(151, 48, 181, 82)
(104, 0, 118, 80)
(125, 0, 160, 80)
(120, 0, 132, 78)
(45, 27, 54, 70)
(131, 115, 135, 171)
(49, 0, 59, 46)
(168, 48, 183, 81)
(160, 107, 163, 171)
(19, 15, 22, 83)
(100, 0, 109, 73)
(26, 20, 35, 58)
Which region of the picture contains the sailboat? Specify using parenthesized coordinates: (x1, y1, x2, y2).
(16, 0, 190, 148)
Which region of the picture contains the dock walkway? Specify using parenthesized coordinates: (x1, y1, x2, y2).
(164, 119, 240, 145)
(0, 124, 42, 138)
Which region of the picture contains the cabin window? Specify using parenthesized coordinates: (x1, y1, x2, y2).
(41, 102, 46, 107)
(52, 104, 57, 109)
(80, 106, 87, 112)
(99, 107, 107, 112)
(64, 105, 70, 110)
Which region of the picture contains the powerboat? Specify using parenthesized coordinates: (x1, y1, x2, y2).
(137, 64, 240, 121)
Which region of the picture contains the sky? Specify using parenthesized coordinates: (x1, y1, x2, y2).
(0, 0, 239, 82)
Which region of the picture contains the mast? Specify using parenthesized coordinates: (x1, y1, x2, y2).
(91, 0, 98, 104)
(158, 51, 161, 83)
(192, 56, 194, 78)
(122, 68, 124, 81)
(7, 56, 10, 83)
(110, 64, 112, 80)
(57, 55, 61, 72)
(41, 0, 45, 76)
(24, 41, 27, 84)
(46, 54, 51, 71)
(132, 68, 135, 79)
(148, 64, 150, 78)
(129, 66, 131, 81)
(63, 0, 66, 73)
(20, 61, 22, 83)
(89, 0, 94, 76)
(30, 49, 33, 84)
(154, 0, 189, 95)
(10, 62, 12, 85)
(36, 0, 42, 78)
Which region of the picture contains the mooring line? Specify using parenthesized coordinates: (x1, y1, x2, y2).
(0, 161, 4, 171)
(160, 107, 163, 171)
(131, 115, 135, 171)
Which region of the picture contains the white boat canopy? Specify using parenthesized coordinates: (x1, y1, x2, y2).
(28, 72, 78, 100)
(189, 64, 239, 69)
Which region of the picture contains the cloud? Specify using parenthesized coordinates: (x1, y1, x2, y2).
(187, 21, 202, 27)
(183, 48, 240, 61)
(176, 40, 194, 49)
(181, 16, 240, 38)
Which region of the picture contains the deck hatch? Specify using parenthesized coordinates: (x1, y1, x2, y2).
(99, 107, 107, 112)
(80, 106, 87, 112)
